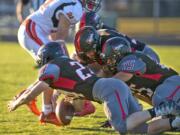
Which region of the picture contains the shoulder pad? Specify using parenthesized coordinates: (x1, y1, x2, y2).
(117, 54, 146, 74)
(39, 64, 60, 85)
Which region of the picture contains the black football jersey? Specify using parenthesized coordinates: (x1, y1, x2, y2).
(97, 29, 146, 52)
(39, 57, 100, 100)
(116, 52, 178, 99)
(77, 29, 146, 65)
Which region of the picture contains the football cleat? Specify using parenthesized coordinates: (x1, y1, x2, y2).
(39, 112, 61, 126)
(26, 98, 41, 116)
(100, 120, 111, 128)
(155, 100, 180, 117)
(171, 116, 180, 131)
(74, 100, 95, 116)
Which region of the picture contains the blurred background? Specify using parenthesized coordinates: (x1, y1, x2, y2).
(0, 0, 180, 45)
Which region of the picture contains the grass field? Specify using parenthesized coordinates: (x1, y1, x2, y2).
(0, 42, 180, 135)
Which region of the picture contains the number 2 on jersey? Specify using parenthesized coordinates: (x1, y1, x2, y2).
(70, 61, 94, 80)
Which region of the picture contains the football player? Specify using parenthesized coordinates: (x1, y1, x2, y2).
(8, 42, 180, 134)
(100, 37, 180, 131)
(17, 0, 102, 125)
(74, 26, 162, 102)
(75, 11, 115, 32)
(74, 26, 160, 65)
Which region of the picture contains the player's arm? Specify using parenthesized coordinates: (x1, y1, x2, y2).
(8, 63, 60, 112)
(55, 13, 71, 40)
(51, 13, 71, 57)
(8, 81, 51, 112)
(113, 55, 146, 82)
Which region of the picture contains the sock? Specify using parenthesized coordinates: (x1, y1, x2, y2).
(42, 104, 53, 115)
(147, 108, 156, 118)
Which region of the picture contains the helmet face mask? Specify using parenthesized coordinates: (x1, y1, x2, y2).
(82, 0, 102, 12)
(100, 37, 132, 72)
(74, 26, 100, 58)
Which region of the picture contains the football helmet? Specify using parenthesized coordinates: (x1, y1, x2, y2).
(80, 11, 103, 29)
(74, 26, 100, 54)
(36, 42, 66, 66)
(81, 0, 102, 12)
(100, 37, 132, 71)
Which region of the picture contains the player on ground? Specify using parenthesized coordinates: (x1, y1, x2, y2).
(17, 0, 102, 125)
(8, 42, 180, 134)
(79, 35, 180, 130)
(74, 26, 161, 102)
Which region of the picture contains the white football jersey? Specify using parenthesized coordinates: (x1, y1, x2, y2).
(29, 0, 83, 33)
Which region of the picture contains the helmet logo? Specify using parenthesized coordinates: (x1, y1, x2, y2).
(86, 33, 94, 45)
(114, 44, 124, 51)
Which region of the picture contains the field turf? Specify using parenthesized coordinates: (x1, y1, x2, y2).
(0, 41, 180, 135)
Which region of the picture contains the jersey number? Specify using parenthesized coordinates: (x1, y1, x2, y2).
(70, 61, 94, 80)
(129, 83, 154, 98)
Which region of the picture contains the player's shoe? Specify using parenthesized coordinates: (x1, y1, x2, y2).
(170, 116, 180, 131)
(100, 120, 111, 128)
(39, 112, 61, 126)
(26, 99, 41, 116)
(155, 100, 180, 117)
(74, 100, 96, 116)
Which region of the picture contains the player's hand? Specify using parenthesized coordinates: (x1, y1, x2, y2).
(7, 100, 18, 112)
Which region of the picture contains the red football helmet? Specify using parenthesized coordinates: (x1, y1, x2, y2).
(79, 11, 103, 30)
(81, 0, 102, 12)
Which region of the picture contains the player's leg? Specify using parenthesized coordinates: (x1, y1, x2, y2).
(18, 24, 40, 60)
(142, 45, 160, 63)
(152, 75, 180, 106)
(152, 75, 180, 131)
(92, 78, 148, 133)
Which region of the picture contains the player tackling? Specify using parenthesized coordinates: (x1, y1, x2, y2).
(8, 42, 180, 134)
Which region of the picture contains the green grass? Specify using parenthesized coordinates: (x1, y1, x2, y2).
(0, 42, 180, 135)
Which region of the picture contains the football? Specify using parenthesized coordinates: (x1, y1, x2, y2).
(55, 99, 75, 126)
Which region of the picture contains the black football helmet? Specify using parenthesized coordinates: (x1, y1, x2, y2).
(80, 11, 103, 30)
(74, 26, 100, 54)
(100, 37, 132, 71)
(36, 42, 66, 67)
(81, 0, 102, 12)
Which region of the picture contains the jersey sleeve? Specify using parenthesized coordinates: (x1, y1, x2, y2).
(56, 2, 83, 25)
(38, 64, 60, 85)
(117, 55, 147, 75)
